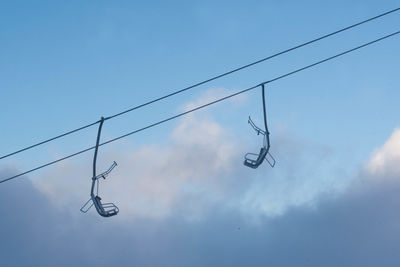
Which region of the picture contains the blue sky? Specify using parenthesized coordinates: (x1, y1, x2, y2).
(1, 1, 400, 266)
(1, 0, 399, 167)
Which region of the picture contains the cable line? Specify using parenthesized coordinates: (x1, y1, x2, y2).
(104, 7, 400, 121)
(1, 7, 399, 161)
(1, 30, 398, 184)
(0, 121, 101, 160)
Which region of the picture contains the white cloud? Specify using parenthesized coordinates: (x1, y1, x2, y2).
(4, 126, 400, 266)
(108, 116, 240, 220)
(238, 133, 349, 220)
(366, 128, 400, 180)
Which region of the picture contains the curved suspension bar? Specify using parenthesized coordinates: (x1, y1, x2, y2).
(91, 117, 105, 197)
(261, 84, 271, 152)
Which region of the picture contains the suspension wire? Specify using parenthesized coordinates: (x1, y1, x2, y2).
(1, 30, 398, 184)
(0, 120, 100, 160)
(1, 7, 399, 161)
(103, 7, 400, 121)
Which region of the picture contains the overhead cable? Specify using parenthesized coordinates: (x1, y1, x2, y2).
(1, 7, 399, 161)
(1, 30, 398, 184)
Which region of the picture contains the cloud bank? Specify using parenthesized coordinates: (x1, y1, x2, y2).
(2, 127, 400, 266)
(2, 90, 400, 266)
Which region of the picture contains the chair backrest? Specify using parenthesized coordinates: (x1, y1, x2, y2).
(93, 196, 107, 216)
(92, 195, 118, 217)
(244, 148, 268, 168)
(258, 147, 268, 162)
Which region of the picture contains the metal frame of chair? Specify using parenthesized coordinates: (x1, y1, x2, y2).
(244, 84, 275, 169)
(80, 117, 119, 217)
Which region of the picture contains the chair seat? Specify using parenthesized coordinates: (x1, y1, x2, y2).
(93, 196, 119, 217)
(244, 147, 268, 169)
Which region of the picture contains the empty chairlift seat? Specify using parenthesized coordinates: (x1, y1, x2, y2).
(243, 84, 276, 169)
(244, 147, 268, 169)
(93, 195, 119, 217)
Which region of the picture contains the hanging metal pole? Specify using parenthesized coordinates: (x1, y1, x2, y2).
(93, 117, 105, 179)
(261, 85, 270, 149)
(91, 117, 105, 198)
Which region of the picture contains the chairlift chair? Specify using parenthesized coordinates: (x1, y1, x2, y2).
(80, 117, 119, 217)
(244, 84, 276, 169)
